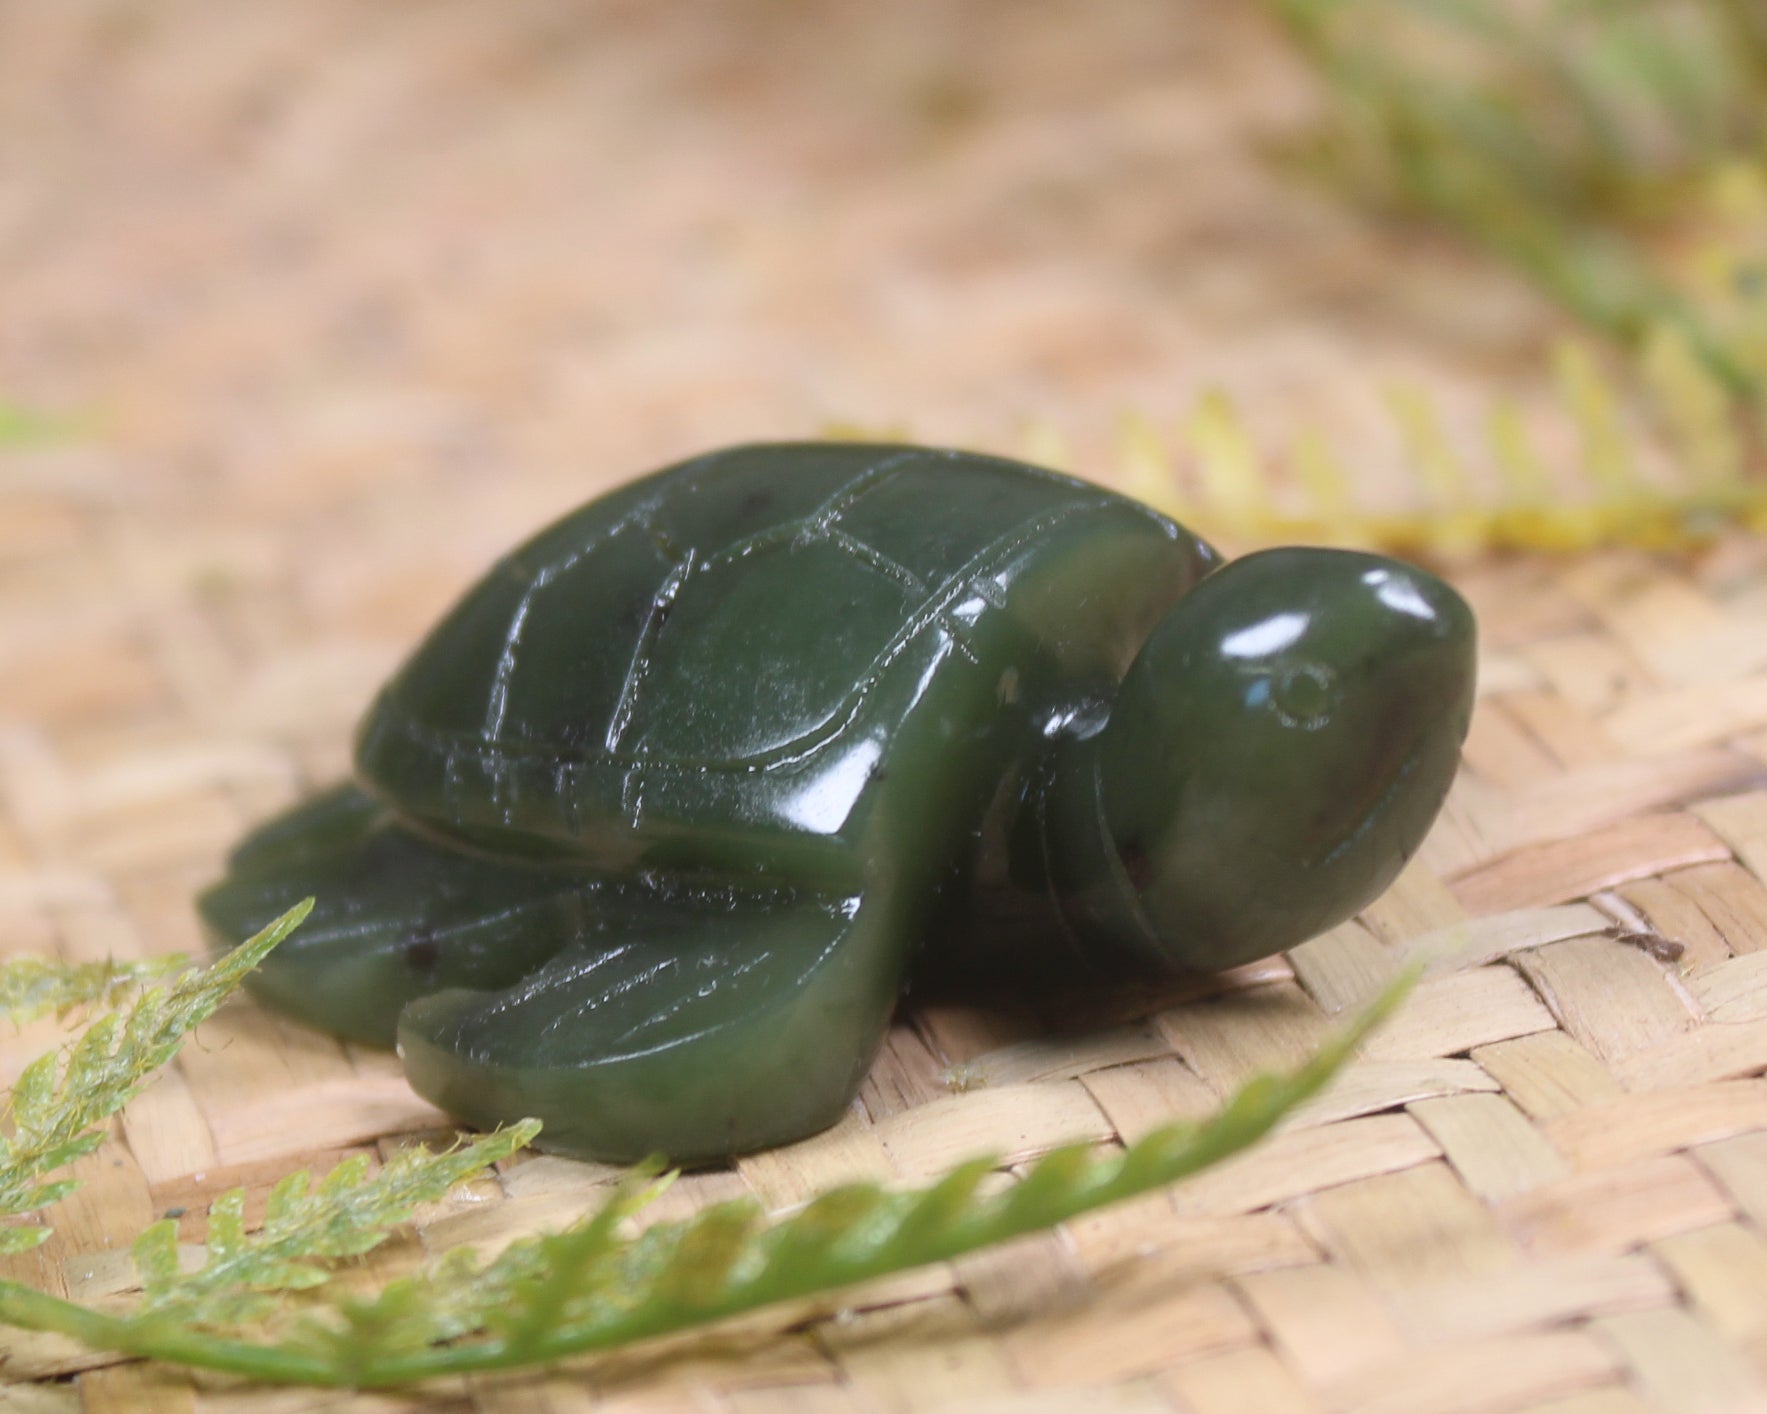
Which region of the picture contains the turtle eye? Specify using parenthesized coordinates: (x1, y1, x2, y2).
(1268, 661, 1338, 730)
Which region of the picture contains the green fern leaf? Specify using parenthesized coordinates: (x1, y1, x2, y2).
(0, 956, 185, 1028)
(263, 1170, 311, 1223)
(0, 943, 1406, 1389)
(0, 402, 82, 448)
(7, 970, 1403, 1387)
(487, 1168, 672, 1357)
(0, 1226, 52, 1255)
(137, 1121, 539, 1327)
(0, 901, 311, 1230)
(8, 1053, 60, 1138)
(133, 1220, 182, 1287)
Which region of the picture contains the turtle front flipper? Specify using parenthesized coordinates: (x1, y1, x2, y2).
(197, 784, 597, 1047)
(396, 885, 899, 1165)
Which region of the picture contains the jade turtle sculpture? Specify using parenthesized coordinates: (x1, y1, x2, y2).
(201, 442, 1476, 1163)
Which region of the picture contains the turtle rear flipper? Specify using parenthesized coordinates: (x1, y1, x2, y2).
(396, 886, 892, 1166)
(197, 785, 594, 1047)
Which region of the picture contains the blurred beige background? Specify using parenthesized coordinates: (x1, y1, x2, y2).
(1, 0, 1563, 490)
(0, 0, 1566, 953)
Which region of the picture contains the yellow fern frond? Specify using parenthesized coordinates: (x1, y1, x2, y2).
(1288, 427, 1362, 545)
(1183, 390, 1272, 526)
(1117, 410, 1184, 519)
(1486, 400, 1556, 506)
(826, 322, 1767, 560)
(1016, 418, 1075, 475)
(1553, 342, 1644, 499)
(1640, 324, 1746, 486)
(1383, 388, 1490, 556)
(820, 419, 912, 444)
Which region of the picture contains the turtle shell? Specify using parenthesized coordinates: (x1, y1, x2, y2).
(200, 439, 1476, 1164)
(355, 442, 1209, 869)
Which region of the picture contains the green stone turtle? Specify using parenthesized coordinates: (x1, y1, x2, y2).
(200, 443, 1475, 1163)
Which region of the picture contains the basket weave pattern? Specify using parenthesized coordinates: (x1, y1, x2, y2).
(5, 4, 1767, 1409)
(5, 479, 1767, 1412)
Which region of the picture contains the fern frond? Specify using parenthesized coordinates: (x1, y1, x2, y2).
(1016, 418, 1075, 478)
(0, 973, 1411, 1386)
(1109, 348, 1766, 555)
(1554, 341, 1644, 498)
(1117, 410, 1182, 517)
(1185, 390, 1272, 526)
(1290, 426, 1360, 538)
(1264, 0, 1767, 395)
(1639, 323, 1746, 487)
(281, 1164, 676, 1384)
(134, 1120, 540, 1328)
(0, 402, 78, 448)
(0, 955, 186, 1028)
(834, 331, 1767, 557)
(0, 901, 311, 1252)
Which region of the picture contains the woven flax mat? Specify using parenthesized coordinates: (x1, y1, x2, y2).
(7, 4, 1767, 1413)
(7, 500, 1767, 1414)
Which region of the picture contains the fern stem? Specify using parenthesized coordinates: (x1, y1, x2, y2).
(0, 1282, 333, 1383)
(0, 973, 1408, 1388)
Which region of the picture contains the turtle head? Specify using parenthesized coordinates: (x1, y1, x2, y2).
(1058, 547, 1475, 972)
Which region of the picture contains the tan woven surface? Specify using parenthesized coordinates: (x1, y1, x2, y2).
(7, 3, 1767, 1412)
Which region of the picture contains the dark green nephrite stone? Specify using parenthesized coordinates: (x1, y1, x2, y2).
(200, 443, 1476, 1163)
